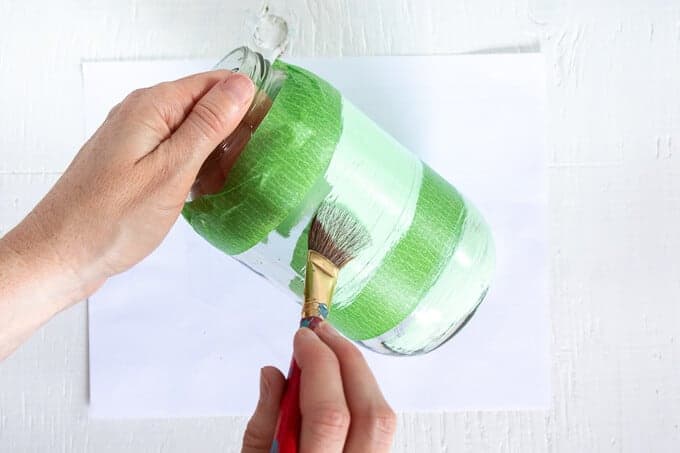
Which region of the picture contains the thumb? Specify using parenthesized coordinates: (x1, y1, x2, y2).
(242, 366, 286, 453)
(162, 72, 255, 171)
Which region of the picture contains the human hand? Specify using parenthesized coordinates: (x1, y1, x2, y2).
(4, 70, 254, 303)
(0, 71, 254, 358)
(242, 322, 397, 453)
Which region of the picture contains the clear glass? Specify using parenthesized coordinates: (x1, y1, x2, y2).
(189, 48, 286, 201)
(184, 47, 495, 355)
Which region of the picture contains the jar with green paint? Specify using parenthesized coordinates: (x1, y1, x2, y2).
(184, 47, 495, 355)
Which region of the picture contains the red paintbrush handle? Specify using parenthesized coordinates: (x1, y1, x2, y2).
(271, 357, 302, 453)
(271, 316, 323, 453)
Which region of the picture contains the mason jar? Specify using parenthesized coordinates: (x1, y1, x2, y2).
(183, 47, 495, 355)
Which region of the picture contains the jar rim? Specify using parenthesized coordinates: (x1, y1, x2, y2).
(214, 46, 284, 100)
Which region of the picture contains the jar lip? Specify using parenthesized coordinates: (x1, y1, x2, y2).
(214, 46, 262, 80)
(214, 46, 284, 100)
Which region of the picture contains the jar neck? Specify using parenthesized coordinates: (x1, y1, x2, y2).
(214, 46, 285, 101)
(188, 47, 285, 201)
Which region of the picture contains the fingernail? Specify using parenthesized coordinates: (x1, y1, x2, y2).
(259, 367, 270, 403)
(297, 326, 319, 343)
(221, 73, 254, 106)
(319, 321, 341, 338)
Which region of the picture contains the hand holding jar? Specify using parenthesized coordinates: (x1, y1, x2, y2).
(0, 69, 395, 452)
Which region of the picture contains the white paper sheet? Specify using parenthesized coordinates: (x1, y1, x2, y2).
(84, 54, 549, 418)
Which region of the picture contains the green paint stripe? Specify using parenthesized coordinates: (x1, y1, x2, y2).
(182, 61, 343, 255)
(276, 176, 332, 238)
(322, 100, 423, 309)
(328, 165, 467, 340)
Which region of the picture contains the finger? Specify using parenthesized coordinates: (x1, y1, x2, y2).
(295, 327, 351, 453)
(149, 70, 247, 135)
(316, 322, 397, 453)
(108, 70, 237, 158)
(242, 366, 286, 453)
(159, 72, 254, 171)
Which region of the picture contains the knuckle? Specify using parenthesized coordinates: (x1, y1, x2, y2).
(242, 419, 271, 450)
(308, 403, 351, 442)
(153, 81, 174, 95)
(149, 83, 183, 115)
(116, 89, 149, 118)
(106, 102, 121, 120)
(372, 407, 398, 437)
(123, 87, 148, 105)
(190, 100, 229, 139)
(354, 408, 397, 446)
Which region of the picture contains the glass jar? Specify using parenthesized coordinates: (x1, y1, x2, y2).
(184, 47, 495, 355)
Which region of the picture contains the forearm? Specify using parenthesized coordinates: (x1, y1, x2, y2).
(0, 218, 92, 360)
(0, 72, 253, 360)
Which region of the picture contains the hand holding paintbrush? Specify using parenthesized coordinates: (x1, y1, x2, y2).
(271, 202, 368, 452)
(249, 322, 395, 453)
(247, 202, 396, 453)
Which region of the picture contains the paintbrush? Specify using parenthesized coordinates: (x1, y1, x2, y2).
(271, 202, 370, 453)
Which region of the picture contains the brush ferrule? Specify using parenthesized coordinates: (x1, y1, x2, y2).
(302, 251, 339, 319)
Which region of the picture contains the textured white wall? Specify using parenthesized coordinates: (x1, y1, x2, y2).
(1, 0, 679, 451)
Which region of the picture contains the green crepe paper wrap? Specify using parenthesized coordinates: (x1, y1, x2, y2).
(286, 165, 466, 340)
(183, 61, 342, 255)
(183, 56, 495, 354)
(329, 166, 466, 340)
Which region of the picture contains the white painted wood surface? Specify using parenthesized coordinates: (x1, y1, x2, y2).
(1, 1, 679, 451)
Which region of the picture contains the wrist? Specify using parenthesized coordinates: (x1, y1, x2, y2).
(0, 215, 98, 312)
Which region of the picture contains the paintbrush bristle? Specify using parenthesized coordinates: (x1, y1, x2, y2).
(308, 202, 370, 268)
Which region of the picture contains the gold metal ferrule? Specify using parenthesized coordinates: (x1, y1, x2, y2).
(302, 250, 339, 319)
